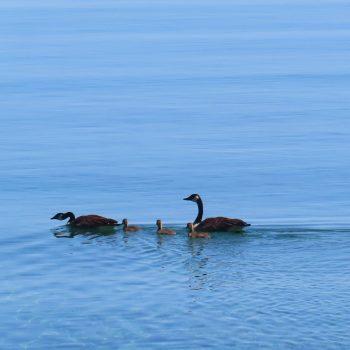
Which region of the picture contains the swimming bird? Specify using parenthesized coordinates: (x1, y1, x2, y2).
(51, 212, 119, 228)
(183, 194, 250, 232)
(187, 223, 210, 239)
(156, 219, 176, 235)
(122, 218, 140, 232)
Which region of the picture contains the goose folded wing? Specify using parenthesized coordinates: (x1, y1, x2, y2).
(75, 215, 117, 227)
(196, 217, 248, 231)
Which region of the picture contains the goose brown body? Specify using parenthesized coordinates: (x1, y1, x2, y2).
(183, 194, 250, 232)
(156, 219, 176, 235)
(73, 215, 118, 228)
(196, 217, 249, 232)
(51, 212, 118, 228)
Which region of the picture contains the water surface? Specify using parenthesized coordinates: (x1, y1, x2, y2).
(1, 0, 350, 348)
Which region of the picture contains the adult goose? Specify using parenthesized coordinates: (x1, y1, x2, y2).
(51, 212, 119, 228)
(183, 194, 250, 232)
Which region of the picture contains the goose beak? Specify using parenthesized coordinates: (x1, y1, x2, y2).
(50, 216, 56, 220)
(183, 196, 191, 201)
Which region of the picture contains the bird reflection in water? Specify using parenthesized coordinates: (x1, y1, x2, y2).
(52, 225, 118, 239)
(186, 237, 210, 291)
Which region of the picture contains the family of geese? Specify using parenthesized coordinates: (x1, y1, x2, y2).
(51, 194, 250, 239)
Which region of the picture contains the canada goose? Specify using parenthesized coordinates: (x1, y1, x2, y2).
(51, 212, 119, 228)
(187, 223, 210, 239)
(122, 218, 140, 232)
(156, 219, 176, 235)
(183, 194, 250, 232)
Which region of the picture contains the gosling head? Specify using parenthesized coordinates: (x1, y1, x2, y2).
(183, 194, 200, 202)
(186, 222, 194, 232)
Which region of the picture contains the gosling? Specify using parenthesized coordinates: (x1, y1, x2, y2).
(156, 219, 176, 235)
(122, 218, 140, 232)
(187, 223, 211, 239)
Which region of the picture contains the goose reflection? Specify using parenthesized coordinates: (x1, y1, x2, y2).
(51, 225, 117, 239)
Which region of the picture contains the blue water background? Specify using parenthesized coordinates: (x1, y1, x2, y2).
(1, 0, 350, 348)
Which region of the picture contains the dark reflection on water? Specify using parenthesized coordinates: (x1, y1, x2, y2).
(51, 225, 119, 238)
(185, 236, 210, 290)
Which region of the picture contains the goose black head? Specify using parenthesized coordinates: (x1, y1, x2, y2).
(51, 212, 65, 220)
(183, 194, 200, 202)
(51, 212, 74, 220)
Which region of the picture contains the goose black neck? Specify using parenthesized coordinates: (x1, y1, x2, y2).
(65, 212, 76, 223)
(194, 197, 204, 224)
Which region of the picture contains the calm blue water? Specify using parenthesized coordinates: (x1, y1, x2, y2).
(1, 0, 350, 348)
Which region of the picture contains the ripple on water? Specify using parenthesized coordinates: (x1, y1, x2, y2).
(1, 225, 350, 349)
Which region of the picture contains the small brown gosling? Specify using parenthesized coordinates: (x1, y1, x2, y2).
(122, 218, 140, 232)
(187, 223, 211, 239)
(156, 219, 176, 235)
